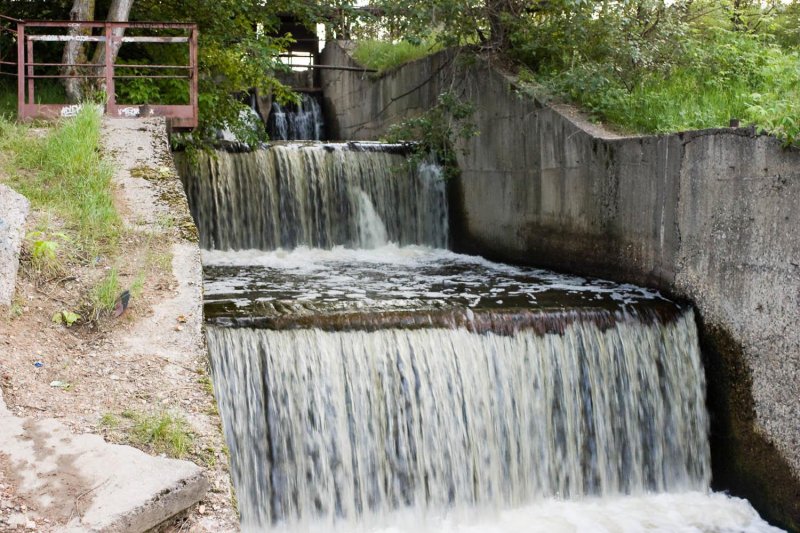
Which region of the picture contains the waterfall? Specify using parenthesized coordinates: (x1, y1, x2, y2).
(268, 94, 324, 141)
(207, 311, 710, 529)
(175, 144, 447, 251)
(178, 140, 782, 532)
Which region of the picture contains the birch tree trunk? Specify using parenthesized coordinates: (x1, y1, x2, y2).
(91, 0, 135, 93)
(61, 0, 95, 103)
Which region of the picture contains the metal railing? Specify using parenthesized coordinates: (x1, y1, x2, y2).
(2, 17, 198, 129)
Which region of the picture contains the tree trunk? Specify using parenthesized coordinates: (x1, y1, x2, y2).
(61, 0, 95, 103)
(484, 0, 518, 48)
(91, 0, 135, 94)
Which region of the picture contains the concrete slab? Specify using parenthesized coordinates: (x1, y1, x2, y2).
(0, 184, 29, 307)
(0, 388, 208, 532)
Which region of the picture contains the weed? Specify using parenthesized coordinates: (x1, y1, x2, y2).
(130, 270, 147, 299)
(8, 301, 24, 319)
(384, 91, 478, 179)
(198, 373, 214, 396)
(89, 267, 120, 317)
(100, 412, 119, 428)
(52, 310, 81, 327)
(26, 230, 70, 278)
(130, 411, 194, 458)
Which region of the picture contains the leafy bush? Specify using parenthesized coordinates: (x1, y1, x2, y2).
(384, 91, 478, 179)
(509, 2, 800, 144)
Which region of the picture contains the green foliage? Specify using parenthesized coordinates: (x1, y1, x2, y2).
(384, 92, 478, 179)
(359, 1, 800, 145)
(27, 231, 70, 277)
(358, 0, 494, 46)
(52, 310, 81, 327)
(352, 39, 443, 73)
(126, 0, 313, 146)
(2, 106, 120, 253)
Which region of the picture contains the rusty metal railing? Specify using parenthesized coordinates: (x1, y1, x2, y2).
(5, 18, 198, 129)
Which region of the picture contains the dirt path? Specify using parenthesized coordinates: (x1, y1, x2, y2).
(0, 117, 239, 532)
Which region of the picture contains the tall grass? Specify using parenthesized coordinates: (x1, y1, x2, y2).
(2, 105, 120, 254)
(352, 39, 442, 73)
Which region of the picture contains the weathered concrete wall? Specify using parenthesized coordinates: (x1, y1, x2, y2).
(321, 41, 800, 529)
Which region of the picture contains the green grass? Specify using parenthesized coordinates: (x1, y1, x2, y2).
(352, 39, 442, 73)
(100, 412, 120, 428)
(1, 105, 121, 254)
(131, 411, 194, 458)
(101, 410, 195, 459)
(90, 267, 120, 315)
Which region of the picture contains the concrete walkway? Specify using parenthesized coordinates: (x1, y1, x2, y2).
(0, 116, 229, 531)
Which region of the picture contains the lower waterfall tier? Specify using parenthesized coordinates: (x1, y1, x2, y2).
(208, 310, 710, 529)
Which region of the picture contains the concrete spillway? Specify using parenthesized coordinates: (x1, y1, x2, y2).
(178, 143, 780, 532)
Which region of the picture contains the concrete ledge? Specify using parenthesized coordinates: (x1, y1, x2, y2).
(0, 184, 29, 307)
(0, 389, 207, 532)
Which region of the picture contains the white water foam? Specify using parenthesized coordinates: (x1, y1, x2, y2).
(265, 492, 781, 533)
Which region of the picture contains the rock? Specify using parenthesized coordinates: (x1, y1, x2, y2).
(0, 184, 30, 307)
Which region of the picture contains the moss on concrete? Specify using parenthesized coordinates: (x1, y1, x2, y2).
(698, 317, 800, 531)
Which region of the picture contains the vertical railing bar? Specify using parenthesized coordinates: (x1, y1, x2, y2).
(105, 23, 115, 115)
(190, 26, 198, 127)
(26, 38, 34, 107)
(17, 22, 24, 118)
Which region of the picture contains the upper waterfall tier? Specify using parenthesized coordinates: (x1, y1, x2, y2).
(175, 143, 447, 251)
(267, 93, 325, 141)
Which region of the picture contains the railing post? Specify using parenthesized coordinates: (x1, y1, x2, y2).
(16, 22, 24, 119)
(105, 23, 115, 115)
(190, 26, 198, 128)
(26, 38, 34, 108)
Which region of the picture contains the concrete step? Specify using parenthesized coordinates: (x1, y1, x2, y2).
(0, 390, 208, 532)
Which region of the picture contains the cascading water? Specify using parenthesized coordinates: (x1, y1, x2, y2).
(175, 145, 446, 251)
(267, 94, 324, 141)
(178, 142, 782, 532)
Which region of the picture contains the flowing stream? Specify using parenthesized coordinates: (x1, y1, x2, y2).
(177, 144, 781, 532)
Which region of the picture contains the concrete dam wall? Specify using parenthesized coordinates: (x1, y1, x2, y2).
(320, 42, 800, 529)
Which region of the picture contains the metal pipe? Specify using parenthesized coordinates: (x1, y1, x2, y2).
(27, 62, 190, 69)
(285, 64, 377, 73)
(114, 75, 189, 79)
